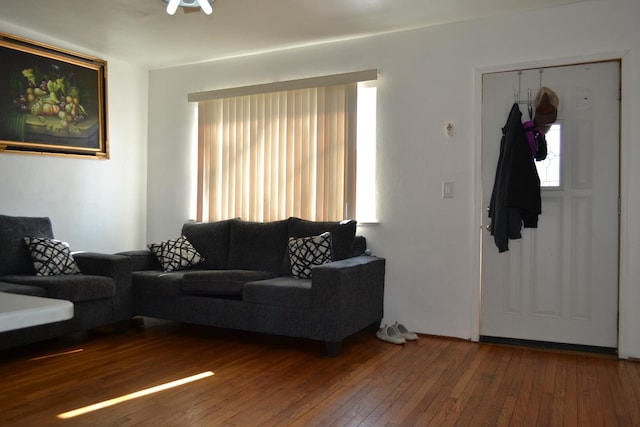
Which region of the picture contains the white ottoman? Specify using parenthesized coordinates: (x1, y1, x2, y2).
(0, 292, 74, 332)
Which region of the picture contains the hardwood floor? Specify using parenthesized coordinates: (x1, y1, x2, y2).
(2, 318, 640, 426)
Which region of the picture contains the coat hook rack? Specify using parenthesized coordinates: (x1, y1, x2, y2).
(514, 70, 534, 106)
(539, 69, 543, 89)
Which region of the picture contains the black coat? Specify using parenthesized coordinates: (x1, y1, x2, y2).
(488, 103, 541, 252)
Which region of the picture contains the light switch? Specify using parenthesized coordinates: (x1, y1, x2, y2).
(442, 181, 454, 198)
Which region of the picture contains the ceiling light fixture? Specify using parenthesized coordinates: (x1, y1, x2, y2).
(164, 0, 214, 15)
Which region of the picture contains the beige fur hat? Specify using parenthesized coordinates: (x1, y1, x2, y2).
(534, 86, 559, 134)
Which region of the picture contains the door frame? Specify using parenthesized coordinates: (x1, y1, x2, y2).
(471, 51, 631, 357)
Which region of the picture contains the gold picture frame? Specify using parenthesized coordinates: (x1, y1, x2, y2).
(0, 32, 108, 159)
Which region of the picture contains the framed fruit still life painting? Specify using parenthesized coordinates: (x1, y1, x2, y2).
(0, 32, 108, 158)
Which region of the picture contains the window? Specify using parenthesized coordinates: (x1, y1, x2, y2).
(356, 83, 377, 222)
(191, 71, 377, 223)
(536, 123, 561, 188)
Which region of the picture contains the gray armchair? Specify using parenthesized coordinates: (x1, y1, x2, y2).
(0, 214, 132, 351)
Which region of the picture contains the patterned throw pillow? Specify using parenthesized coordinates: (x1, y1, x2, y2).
(148, 236, 205, 272)
(23, 237, 82, 276)
(288, 232, 333, 279)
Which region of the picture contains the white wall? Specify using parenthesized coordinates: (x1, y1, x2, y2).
(152, 0, 639, 358)
(0, 23, 149, 254)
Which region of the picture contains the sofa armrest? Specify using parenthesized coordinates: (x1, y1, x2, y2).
(73, 252, 130, 277)
(116, 250, 162, 272)
(73, 252, 133, 321)
(311, 256, 385, 341)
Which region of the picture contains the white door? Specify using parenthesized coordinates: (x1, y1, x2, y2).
(480, 61, 620, 349)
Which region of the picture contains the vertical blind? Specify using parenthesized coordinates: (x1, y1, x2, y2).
(196, 83, 357, 222)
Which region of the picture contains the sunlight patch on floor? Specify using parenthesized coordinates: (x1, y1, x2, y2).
(57, 371, 214, 419)
(30, 349, 84, 361)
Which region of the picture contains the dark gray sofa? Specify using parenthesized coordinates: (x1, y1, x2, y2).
(122, 217, 385, 356)
(0, 214, 132, 351)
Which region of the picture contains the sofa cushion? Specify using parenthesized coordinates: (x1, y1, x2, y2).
(181, 219, 237, 270)
(288, 217, 356, 260)
(0, 215, 54, 276)
(283, 217, 357, 275)
(0, 281, 47, 297)
(353, 236, 367, 257)
(243, 277, 312, 309)
(23, 237, 81, 276)
(288, 232, 333, 279)
(227, 219, 289, 273)
(132, 271, 185, 297)
(181, 270, 279, 297)
(0, 274, 115, 302)
(148, 236, 204, 272)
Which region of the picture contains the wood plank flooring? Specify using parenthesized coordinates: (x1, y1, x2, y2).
(1, 318, 640, 426)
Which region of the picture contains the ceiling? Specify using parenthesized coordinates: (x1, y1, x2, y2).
(1, 0, 585, 70)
